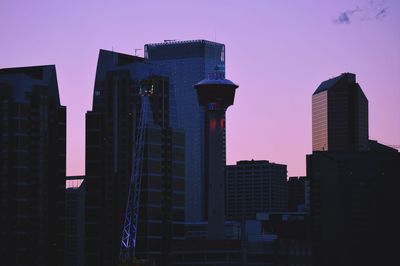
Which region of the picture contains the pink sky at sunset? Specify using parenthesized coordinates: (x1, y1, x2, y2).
(1, 0, 399, 177)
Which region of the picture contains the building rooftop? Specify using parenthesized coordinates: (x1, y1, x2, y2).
(236, 160, 270, 165)
(94, 49, 163, 83)
(0, 65, 60, 104)
(145, 39, 225, 60)
(195, 65, 237, 87)
(195, 76, 237, 87)
(0, 65, 52, 79)
(229, 160, 287, 166)
(313, 72, 356, 95)
(145, 39, 222, 47)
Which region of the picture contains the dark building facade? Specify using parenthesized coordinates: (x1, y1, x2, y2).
(312, 73, 368, 151)
(65, 176, 85, 266)
(85, 50, 185, 265)
(287, 176, 310, 212)
(145, 40, 225, 222)
(172, 240, 242, 265)
(0, 65, 66, 266)
(245, 213, 314, 266)
(307, 150, 399, 266)
(226, 160, 288, 221)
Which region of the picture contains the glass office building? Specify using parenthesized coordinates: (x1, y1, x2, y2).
(312, 73, 368, 152)
(145, 40, 225, 222)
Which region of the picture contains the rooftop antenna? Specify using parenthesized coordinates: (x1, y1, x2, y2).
(214, 30, 217, 68)
(134, 48, 142, 56)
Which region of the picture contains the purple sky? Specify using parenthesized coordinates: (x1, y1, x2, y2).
(1, 0, 399, 177)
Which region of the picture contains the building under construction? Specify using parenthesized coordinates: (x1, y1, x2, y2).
(84, 50, 185, 266)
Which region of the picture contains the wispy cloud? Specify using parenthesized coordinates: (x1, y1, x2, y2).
(334, 7, 361, 24)
(334, 0, 389, 25)
(375, 8, 387, 19)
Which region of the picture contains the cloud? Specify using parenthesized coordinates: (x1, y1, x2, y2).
(336, 12, 351, 24)
(376, 8, 387, 19)
(333, 1, 388, 25)
(334, 7, 361, 24)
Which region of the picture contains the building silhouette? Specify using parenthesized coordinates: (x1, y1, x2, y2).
(84, 50, 185, 265)
(172, 240, 242, 265)
(308, 73, 399, 265)
(194, 67, 238, 239)
(65, 176, 85, 266)
(0, 65, 66, 266)
(287, 176, 310, 212)
(312, 73, 368, 151)
(226, 160, 288, 221)
(308, 150, 399, 266)
(244, 212, 313, 265)
(145, 40, 225, 222)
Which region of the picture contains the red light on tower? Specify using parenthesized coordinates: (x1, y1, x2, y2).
(220, 118, 225, 130)
(210, 119, 217, 131)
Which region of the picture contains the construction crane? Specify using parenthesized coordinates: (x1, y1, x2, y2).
(119, 80, 154, 265)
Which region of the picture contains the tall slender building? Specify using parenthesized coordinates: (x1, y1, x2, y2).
(145, 40, 225, 221)
(0, 65, 66, 266)
(194, 68, 238, 239)
(85, 50, 185, 265)
(312, 73, 368, 151)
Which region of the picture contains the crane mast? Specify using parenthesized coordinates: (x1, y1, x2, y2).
(119, 83, 153, 264)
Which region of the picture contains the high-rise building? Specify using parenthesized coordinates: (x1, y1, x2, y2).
(194, 68, 238, 239)
(85, 50, 185, 265)
(0, 65, 66, 266)
(312, 73, 368, 151)
(308, 73, 399, 265)
(65, 176, 85, 266)
(226, 160, 288, 221)
(287, 176, 310, 212)
(145, 40, 225, 221)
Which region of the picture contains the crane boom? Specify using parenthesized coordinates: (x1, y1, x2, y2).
(119, 92, 150, 264)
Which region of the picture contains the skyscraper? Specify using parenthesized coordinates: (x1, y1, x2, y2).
(312, 73, 368, 151)
(85, 50, 185, 265)
(226, 160, 288, 221)
(0, 65, 66, 266)
(308, 73, 399, 265)
(145, 40, 225, 221)
(194, 68, 238, 239)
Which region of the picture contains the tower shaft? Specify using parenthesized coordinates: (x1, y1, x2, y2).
(206, 110, 226, 239)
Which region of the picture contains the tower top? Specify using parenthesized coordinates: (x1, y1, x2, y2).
(194, 69, 238, 110)
(196, 65, 237, 87)
(313, 72, 356, 95)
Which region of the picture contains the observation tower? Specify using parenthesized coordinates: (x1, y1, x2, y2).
(194, 68, 238, 239)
